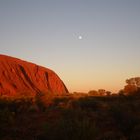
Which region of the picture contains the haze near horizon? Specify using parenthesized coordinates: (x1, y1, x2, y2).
(0, 0, 140, 93)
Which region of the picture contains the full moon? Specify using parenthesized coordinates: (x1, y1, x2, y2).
(78, 36, 82, 40)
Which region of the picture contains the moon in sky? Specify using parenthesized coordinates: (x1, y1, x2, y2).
(78, 36, 82, 40)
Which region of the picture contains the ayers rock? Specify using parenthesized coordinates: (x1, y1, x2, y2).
(0, 54, 68, 96)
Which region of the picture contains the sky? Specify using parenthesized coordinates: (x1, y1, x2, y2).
(0, 0, 140, 93)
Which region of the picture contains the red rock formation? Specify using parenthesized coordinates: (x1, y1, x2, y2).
(0, 54, 68, 96)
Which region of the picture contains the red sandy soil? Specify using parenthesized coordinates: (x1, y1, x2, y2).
(0, 54, 68, 96)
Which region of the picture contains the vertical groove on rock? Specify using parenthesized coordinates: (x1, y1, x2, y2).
(45, 72, 52, 92)
(19, 65, 40, 93)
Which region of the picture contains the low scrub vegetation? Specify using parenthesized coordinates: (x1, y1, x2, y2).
(1, 92, 140, 140)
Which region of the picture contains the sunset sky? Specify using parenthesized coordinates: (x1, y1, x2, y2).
(0, 0, 140, 93)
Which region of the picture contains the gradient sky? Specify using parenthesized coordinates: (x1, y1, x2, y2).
(0, 0, 140, 93)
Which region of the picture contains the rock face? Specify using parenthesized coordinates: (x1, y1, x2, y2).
(0, 54, 68, 96)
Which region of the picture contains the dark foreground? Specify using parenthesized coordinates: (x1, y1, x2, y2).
(0, 93, 140, 140)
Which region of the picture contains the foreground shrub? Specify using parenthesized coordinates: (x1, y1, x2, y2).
(40, 108, 99, 140)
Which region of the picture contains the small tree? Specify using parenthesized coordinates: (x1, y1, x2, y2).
(124, 85, 137, 95)
(98, 89, 106, 96)
(118, 89, 124, 96)
(88, 90, 99, 96)
(106, 91, 111, 96)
